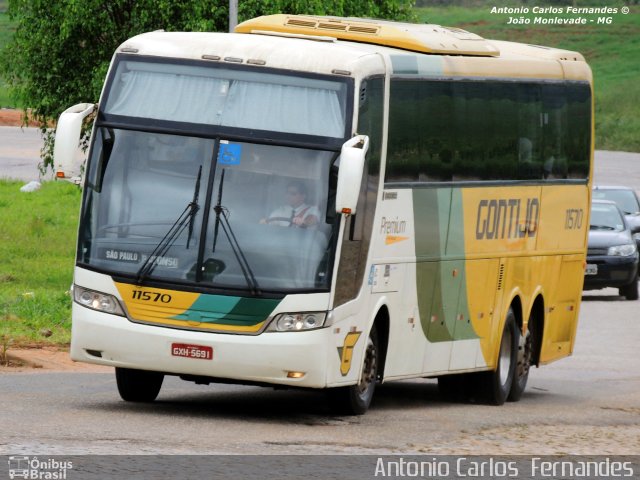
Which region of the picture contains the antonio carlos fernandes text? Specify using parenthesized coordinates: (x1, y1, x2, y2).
(374, 457, 635, 477)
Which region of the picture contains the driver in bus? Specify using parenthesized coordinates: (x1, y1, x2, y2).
(260, 181, 320, 228)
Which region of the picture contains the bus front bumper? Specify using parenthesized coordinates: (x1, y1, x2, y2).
(70, 304, 331, 388)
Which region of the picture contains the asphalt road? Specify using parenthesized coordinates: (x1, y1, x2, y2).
(0, 126, 52, 182)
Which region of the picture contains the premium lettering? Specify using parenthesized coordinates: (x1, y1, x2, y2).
(380, 216, 407, 235)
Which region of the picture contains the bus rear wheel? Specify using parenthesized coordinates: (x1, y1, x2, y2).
(328, 326, 378, 415)
(115, 367, 164, 402)
(508, 320, 533, 402)
(483, 308, 517, 405)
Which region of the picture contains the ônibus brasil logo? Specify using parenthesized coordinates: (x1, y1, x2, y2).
(8, 456, 73, 480)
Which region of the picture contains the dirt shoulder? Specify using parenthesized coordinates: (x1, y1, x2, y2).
(1, 346, 111, 373)
(0, 108, 41, 127)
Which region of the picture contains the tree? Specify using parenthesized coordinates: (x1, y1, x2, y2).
(0, 0, 414, 174)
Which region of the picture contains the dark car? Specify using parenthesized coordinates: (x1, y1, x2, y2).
(584, 200, 639, 300)
(593, 186, 640, 249)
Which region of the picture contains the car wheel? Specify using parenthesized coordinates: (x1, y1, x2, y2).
(115, 367, 164, 402)
(619, 279, 639, 301)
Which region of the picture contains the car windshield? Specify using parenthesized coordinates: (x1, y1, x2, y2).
(79, 128, 338, 293)
(590, 203, 625, 231)
(593, 189, 640, 215)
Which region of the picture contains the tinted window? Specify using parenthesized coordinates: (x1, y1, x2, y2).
(357, 77, 384, 176)
(386, 79, 591, 184)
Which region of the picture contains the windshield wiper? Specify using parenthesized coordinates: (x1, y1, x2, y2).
(186, 166, 202, 249)
(211, 169, 261, 295)
(590, 225, 615, 230)
(136, 166, 202, 284)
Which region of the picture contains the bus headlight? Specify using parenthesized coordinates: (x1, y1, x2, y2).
(608, 244, 637, 257)
(74, 285, 125, 316)
(268, 312, 327, 332)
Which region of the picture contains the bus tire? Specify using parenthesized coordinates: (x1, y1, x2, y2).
(508, 320, 533, 402)
(483, 308, 517, 405)
(115, 367, 164, 402)
(328, 326, 378, 415)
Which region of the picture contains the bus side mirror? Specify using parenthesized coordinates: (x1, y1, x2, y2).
(335, 135, 369, 215)
(54, 103, 95, 183)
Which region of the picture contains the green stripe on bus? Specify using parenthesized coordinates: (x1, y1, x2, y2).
(172, 294, 280, 326)
(414, 188, 478, 342)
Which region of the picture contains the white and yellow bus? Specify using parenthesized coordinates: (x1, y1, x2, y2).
(55, 15, 593, 414)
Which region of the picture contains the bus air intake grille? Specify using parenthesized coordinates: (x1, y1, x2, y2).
(286, 19, 317, 28)
(497, 264, 505, 290)
(348, 26, 379, 35)
(318, 22, 348, 32)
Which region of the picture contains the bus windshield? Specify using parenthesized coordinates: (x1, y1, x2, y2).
(79, 128, 338, 293)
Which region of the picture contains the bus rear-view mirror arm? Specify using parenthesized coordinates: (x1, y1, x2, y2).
(335, 135, 369, 216)
(54, 103, 96, 183)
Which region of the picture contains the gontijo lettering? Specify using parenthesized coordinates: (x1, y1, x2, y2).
(476, 198, 539, 240)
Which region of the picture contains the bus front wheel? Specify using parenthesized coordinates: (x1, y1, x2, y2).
(115, 367, 164, 402)
(483, 309, 517, 405)
(328, 326, 378, 415)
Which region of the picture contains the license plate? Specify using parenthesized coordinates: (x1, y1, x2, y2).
(585, 264, 598, 275)
(171, 343, 213, 360)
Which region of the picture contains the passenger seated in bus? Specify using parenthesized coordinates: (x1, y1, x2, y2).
(518, 137, 532, 163)
(260, 181, 320, 227)
(517, 136, 543, 179)
(543, 145, 568, 179)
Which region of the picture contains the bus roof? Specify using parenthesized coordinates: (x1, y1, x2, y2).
(116, 15, 590, 82)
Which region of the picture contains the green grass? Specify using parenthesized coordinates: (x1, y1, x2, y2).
(0, 180, 81, 346)
(415, 5, 640, 152)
